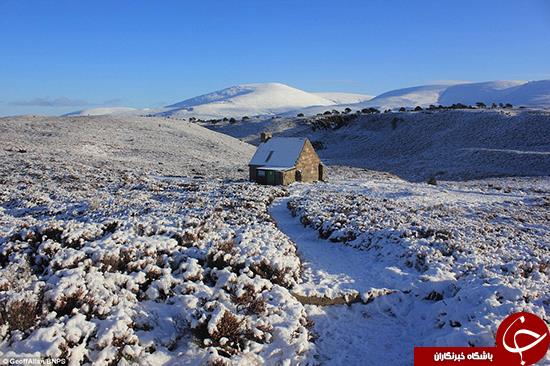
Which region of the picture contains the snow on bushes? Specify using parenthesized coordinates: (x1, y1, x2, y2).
(285, 177, 549, 348)
(0, 163, 315, 365)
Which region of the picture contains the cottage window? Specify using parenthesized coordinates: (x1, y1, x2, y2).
(257, 170, 266, 177)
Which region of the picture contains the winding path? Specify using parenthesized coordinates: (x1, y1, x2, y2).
(269, 197, 415, 365)
(269, 197, 411, 299)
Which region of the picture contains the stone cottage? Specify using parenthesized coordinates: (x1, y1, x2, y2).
(248, 133, 325, 185)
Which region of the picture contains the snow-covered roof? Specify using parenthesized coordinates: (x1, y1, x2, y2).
(256, 166, 294, 171)
(249, 137, 306, 168)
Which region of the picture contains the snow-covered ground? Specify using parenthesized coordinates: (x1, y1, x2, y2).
(0, 173, 316, 365)
(202, 108, 550, 182)
(271, 172, 550, 365)
(0, 116, 317, 364)
(0, 115, 254, 179)
(1, 115, 548, 365)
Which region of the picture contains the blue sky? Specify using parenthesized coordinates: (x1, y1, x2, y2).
(1, 0, 550, 116)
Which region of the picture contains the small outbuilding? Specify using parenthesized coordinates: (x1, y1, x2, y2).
(248, 133, 325, 185)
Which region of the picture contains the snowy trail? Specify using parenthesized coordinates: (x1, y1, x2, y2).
(269, 197, 417, 365)
(269, 198, 413, 300)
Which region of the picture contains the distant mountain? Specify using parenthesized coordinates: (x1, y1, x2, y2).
(351, 80, 550, 110)
(312, 92, 373, 104)
(362, 84, 453, 109)
(63, 107, 139, 117)
(439, 80, 550, 107)
(283, 85, 452, 116)
(62, 79, 550, 118)
(160, 83, 337, 119)
(286, 80, 550, 116)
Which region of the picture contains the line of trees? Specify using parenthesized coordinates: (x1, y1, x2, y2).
(318, 107, 383, 116)
(398, 102, 515, 112)
(313, 100, 516, 117)
(174, 100, 519, 124)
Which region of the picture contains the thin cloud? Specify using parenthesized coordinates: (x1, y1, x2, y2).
(8, 97, 127, 108)
(427, 80, 471, 85)
(521, 73, 550, 81)
(10, 97, 90, 107)
(101, 98, 124, 106)
(152, 101, 168, 107)
(315, 79, 363, 86)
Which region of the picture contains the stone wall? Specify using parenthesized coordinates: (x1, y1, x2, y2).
(295, 140, 321, 182)
(250, 166, 295, 185)
(282, 169, 297, 185)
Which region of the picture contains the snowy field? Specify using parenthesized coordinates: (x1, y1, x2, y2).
(0, 172, 316, 364)
(0, 115, 549, 365)
(0, 116, 316, 364)
(0, 115, 255, 179)
(272, 172, 550, 365)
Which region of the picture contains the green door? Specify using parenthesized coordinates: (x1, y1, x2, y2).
(266, 170, 275, 185)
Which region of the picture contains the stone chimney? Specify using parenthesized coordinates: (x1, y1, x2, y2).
(260, 132, 272, 143)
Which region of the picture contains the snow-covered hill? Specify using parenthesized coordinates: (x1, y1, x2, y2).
(289, 80, 550, 116)
(374, 80, 550, 108)
(312, 92, 373, 104)
(437, 80, 525, 106)
(63, 107, 140, 117)
(0, 115, 254, 177)
(160, 83, 337, 119)
(203, 109, 550, 181)
(61, 80, 550, 119)
(361, 84, 454, 110)
(362, 80, 535, 110)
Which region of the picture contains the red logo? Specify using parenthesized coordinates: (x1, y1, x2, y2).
(414, 312, 549, 365)
(496, 312, 549, 366)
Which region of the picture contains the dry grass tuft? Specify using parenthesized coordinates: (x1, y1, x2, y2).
(1, 297, 42, 331)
